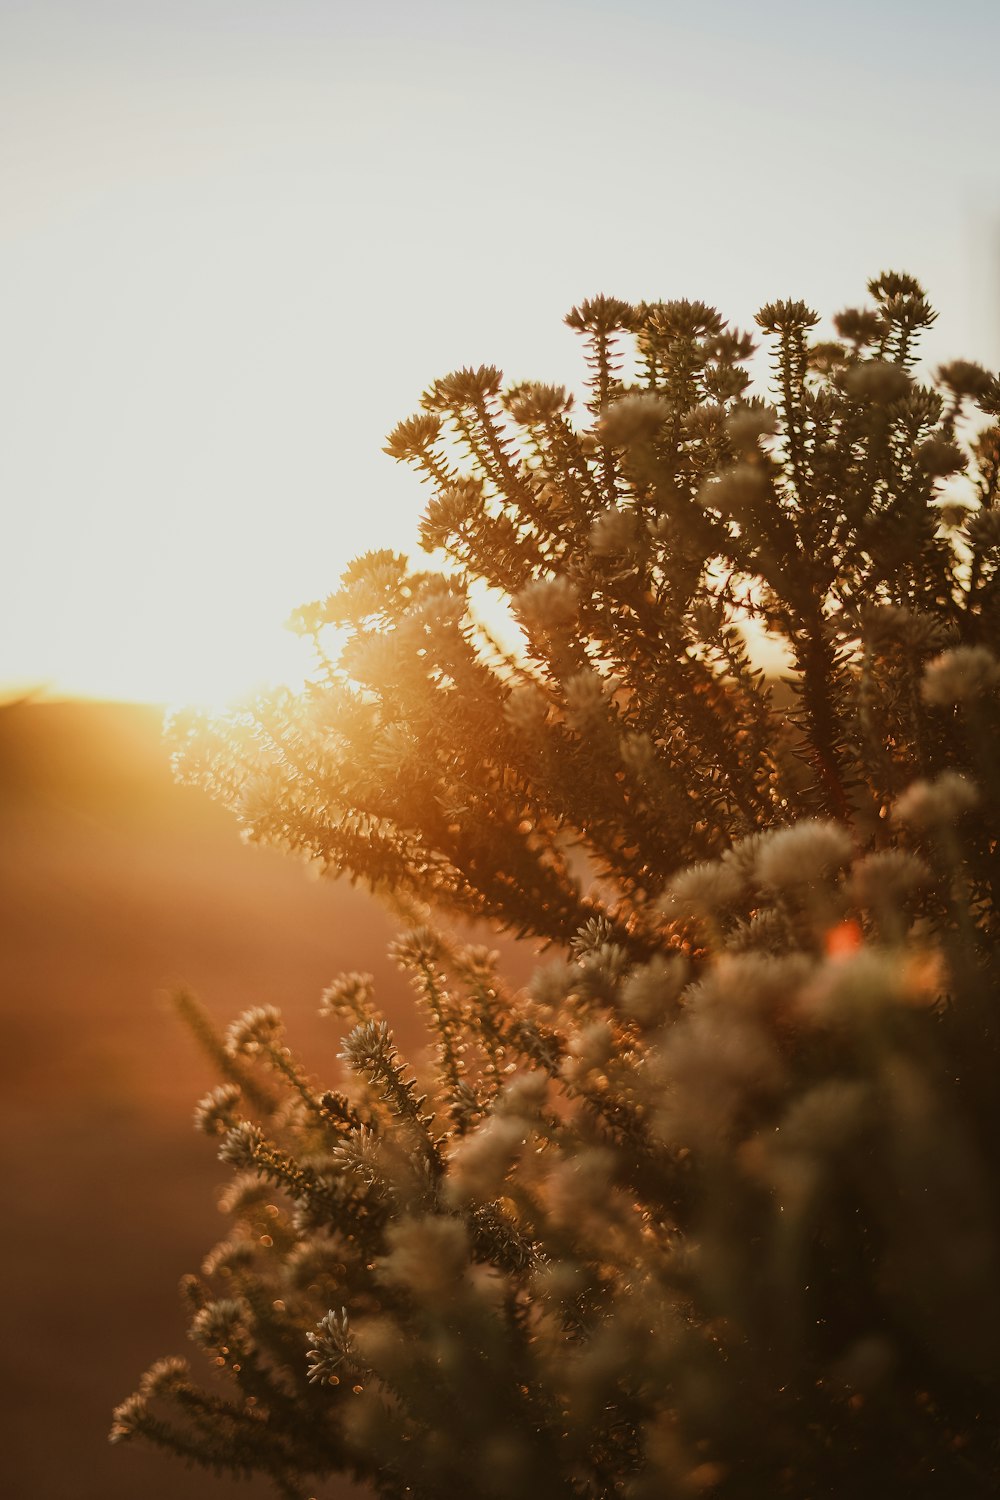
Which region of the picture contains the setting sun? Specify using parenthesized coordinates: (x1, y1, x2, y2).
(13, 577, 319, 711)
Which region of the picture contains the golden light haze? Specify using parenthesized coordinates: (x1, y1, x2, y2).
(3, 0, 1000, 706)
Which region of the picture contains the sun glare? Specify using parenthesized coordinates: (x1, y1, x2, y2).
(31, 608, 317, 714)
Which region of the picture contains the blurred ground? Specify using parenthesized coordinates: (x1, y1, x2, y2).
(0, 699, 409, 1500)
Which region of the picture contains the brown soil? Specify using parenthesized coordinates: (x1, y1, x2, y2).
(0, 699, 406, 1499)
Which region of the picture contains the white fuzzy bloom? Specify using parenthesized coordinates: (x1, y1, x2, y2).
(697, 462, 768, 516)
(370, 723, 419, 776)
(236, 763, 293, 830)
(306, 1308, 359, 1385)
(589, 506, 642, 557)
(722, 832, 768, 882)
(544, 1147, 616, 1226)
(444, 1114, 528, 1204)
(218, 1121, 265, 1169)
(860, 603, 946, 652)
(561, 1020, 616, 1085)
(619, 952, 689, 1026)
(570, 915, 616, 957)
(201, 1237, 256, 1278)
(376, 1214, 470, 1297)
(725, 907, 793, 954)
(563, 668, 611, 724)
(109, 1394, 150, 1444)
(388, 925, 440, 968)
(505, 382, 573, 423)
(189, 1298, 255, 1353)
(452, 944, 500, 984)
(849, 849, 930, 911)
(504, 683, 550, 736)
(344, 631, 408, 687)
(844, 360, 911, 403)
(693, 950, 815, 1023)
(756, 820, 853, 891)
(529, 959, 577, 1010)
(893, 771, 979, 830)
(193, 1084, 243, 1137)
(515, 575, 579, 630)
(665, 858, 745, 917)
(778, 1079, 872, 1160)
(800, 946, 944, 1024)
(750, 1079, 873, 1207)
(921, 645, 1000, 707)
(725, 404, 778, 452)
(320, 972, 375, 1022)
(576, 942, 631, 1002)
(619, 731, 656, 776)
(496, 1069, 549, 1119)
(138, 1357, 190, 1399)
(598, 393, 671, 447)
(217, 1171, 272, 1217)
(653, 1008, 786, 1148)
(226, 1005, 284, 1057)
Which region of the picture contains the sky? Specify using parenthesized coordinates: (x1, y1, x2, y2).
(3, 0, 1000, 706)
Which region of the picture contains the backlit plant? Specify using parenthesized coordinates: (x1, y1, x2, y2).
(114, 274, 1000, 1497)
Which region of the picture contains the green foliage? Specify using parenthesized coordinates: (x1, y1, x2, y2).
(115, 276, 1000, 1497)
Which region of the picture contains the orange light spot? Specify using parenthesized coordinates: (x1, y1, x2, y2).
(825, 919, 863, 959)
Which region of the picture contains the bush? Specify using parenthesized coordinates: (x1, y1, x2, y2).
(113, 274, 1000, 1497)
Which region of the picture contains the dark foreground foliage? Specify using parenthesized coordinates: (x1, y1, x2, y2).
(115, 275, 1000, 1497)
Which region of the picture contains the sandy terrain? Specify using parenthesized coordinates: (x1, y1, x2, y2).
(0, 700, 408, 1499)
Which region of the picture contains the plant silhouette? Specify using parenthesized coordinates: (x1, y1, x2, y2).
(115, 275, 1000, 1498)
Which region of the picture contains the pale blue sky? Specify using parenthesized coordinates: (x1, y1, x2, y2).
(3, 0, 999, 702)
